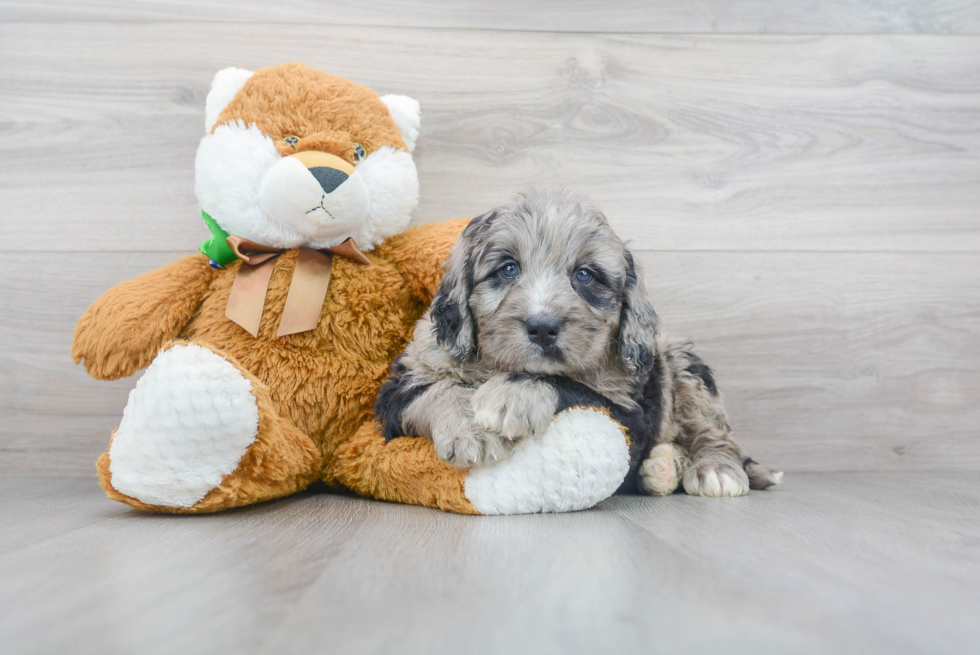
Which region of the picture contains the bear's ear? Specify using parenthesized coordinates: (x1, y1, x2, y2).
(380, 94, 421, 153)
(205, 67, 255, 133)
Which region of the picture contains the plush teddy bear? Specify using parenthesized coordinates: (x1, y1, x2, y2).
(72, 63, 633, 515)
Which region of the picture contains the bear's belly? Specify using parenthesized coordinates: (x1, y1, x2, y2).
(180, 254, 426, 451)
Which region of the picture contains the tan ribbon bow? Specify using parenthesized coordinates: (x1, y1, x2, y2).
(224, 236, 371, 338)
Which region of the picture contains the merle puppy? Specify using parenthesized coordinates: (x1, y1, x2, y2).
(375, 188, 781, 497)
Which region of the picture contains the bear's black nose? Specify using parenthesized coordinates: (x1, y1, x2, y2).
(308, 166, 349, 194)
(525, 315, 561, 350)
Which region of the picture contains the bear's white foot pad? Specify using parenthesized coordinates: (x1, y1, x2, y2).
(109, 344, 259, 508)
(463, 407, 630, 515)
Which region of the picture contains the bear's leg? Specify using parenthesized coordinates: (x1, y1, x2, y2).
(329, 421, 479, 514)
(97, 341, 320, 513)
(331, 407, 630, 515)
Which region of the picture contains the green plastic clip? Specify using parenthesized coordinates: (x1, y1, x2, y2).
(199, 210, 237, 268)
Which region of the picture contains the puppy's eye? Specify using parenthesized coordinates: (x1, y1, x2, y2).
(574, 268, 594, 284)
(353, 143, 366, 163)
(283, 135, 299, 146)
(499, 262, 520, 279)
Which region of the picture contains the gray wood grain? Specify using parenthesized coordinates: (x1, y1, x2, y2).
(3, 250, 978, 474)
(2, 0, 979, 34)
(1, 24, 979, 253)
(0, 473, 977, 654)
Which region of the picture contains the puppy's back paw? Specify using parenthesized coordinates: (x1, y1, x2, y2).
(683, 455, 750, 498)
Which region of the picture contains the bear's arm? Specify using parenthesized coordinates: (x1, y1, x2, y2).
(375, 219, 469, 304)
(71, 253, 217, 381)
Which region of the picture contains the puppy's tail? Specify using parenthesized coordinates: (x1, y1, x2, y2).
(743, 457, 784, 490)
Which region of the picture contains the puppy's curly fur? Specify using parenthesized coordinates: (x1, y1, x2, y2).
(376, 188, 781, 497)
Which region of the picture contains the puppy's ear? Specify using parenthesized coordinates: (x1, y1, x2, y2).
(430, 213, 490, 360)
(618, 250, 660, 376)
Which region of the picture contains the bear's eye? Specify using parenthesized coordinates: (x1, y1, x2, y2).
(353, 143, 366, 163)
(283, 135, 299, 146)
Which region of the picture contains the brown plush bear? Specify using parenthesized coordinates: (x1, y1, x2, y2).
(71, 63, 479, 512)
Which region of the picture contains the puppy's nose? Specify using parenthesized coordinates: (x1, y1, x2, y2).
(525, 315, 561, 349)
(289, 151, 354, 194)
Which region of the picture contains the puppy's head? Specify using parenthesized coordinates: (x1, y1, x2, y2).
(431, 188, 660, 377)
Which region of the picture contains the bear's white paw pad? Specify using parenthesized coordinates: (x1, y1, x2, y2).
(639, 443, 682, 496)
(109, 344, 259, 508)
(464, 408, 629, 515)
(683, 458, 750, 498)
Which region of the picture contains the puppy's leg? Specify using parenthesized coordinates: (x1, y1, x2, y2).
(402, 380, 510, 468)
(665, 342, 782, 497)
(471, 374, 559, 442)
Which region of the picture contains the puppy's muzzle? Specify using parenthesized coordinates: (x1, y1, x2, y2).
(525, 314, 561, 351)
(259, 150, 370, 241)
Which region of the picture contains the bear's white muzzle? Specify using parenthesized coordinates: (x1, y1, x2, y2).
(259, 151, 370, 243)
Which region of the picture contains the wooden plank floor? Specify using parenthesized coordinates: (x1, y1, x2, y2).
(0, 472, 977, 654)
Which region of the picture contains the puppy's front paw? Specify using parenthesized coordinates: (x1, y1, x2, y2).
(682, 455, 750, 497)
(472, 376, 558, 441)
(638, 443, 690, 496)
(432, 422, 510, 469)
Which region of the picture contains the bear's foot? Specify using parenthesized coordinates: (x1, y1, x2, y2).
(108, 343, 258, 507)
(463, 407, 630, 515)
(334, 406, 630, 515)
(100, 342, 320, 513)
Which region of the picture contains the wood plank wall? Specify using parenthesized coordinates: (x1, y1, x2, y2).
(1, 2, 978, 474)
